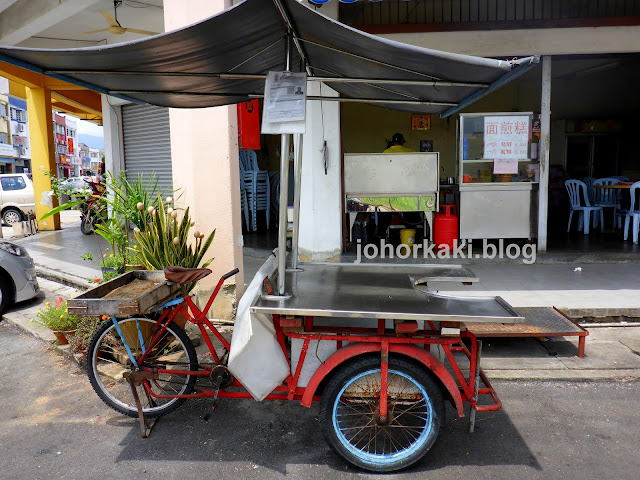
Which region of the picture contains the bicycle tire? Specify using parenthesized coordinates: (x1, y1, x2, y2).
(320, 355, 444, 472)
(86, 317, 198, 418)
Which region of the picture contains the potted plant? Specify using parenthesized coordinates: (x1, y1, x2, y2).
(98, 248, 125, 275)
(132, 196, 215, 292)
(35, 297, 83, 344)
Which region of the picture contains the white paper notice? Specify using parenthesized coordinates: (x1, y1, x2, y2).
(483, 115, 530, 159)
(493, 158, 519, 174)
(264, 71, 306, 123)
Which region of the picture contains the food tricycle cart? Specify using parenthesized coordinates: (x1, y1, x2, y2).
(1, 0, 537, 472)
(69, 257, 523, 472)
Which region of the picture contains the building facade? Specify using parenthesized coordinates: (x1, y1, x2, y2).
(8, 96, 30, 173)
(0, 93, 13, 173)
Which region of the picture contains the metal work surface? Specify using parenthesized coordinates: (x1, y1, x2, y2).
(252, 263, 523, 323)
(466, 307, 586, 336)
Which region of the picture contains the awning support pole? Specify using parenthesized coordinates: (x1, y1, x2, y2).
(537, 56, 552, 252)
(291, 133, 303, 270)
(277, 30, 293, 295)
(278, 133, 290, 295)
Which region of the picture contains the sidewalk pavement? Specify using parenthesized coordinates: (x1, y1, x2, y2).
(3, 212, 640, 382)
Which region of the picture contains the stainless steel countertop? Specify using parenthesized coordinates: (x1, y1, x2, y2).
(251, 263, 523, 323)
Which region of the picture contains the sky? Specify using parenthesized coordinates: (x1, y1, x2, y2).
(61, 114, 104, 137)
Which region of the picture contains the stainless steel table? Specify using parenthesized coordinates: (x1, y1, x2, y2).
(252, 262, 523, 323)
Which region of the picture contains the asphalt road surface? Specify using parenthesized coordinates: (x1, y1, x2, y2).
(1, 320, 639, 480)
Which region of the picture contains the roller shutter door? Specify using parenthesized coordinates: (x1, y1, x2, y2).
(122, 104, 173, 196)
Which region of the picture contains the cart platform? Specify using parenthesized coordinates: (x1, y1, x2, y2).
(252, 263, 523, 323)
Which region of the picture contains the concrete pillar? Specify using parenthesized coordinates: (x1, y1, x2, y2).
(297, 2, 342, 262)
(26, 86, 60, 230)
(298, 82, 342, 262)
(101, 94, 124, 177)
(537, 56, 551, 252)
(164, 0, 243, 319)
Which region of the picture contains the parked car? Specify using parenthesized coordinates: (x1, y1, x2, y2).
(59, 176, 92, 195)
(0, 173, 36, 226)
(0, 240, 39, 315)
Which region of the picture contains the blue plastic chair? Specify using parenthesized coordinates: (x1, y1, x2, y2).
(582, 176, 595, 203)
(593, 177, 620, 228)
(624, 181, 640, 244)
(565, 180, 603, 234)
(239, 150, 270, 231)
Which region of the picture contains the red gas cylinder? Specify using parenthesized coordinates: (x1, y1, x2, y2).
(433, 205, 459, 250)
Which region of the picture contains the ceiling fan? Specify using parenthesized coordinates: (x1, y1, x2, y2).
(81, 0, 159, 36)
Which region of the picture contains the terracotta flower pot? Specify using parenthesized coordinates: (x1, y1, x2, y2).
(52, 330, 76, 345)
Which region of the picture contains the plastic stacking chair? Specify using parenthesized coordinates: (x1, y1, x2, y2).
(593, 177, 619, 228)
(582, 176, 596, 203)
(623, 181, 640, 244)
(239, 150, 270, 231)
(565, 180, 603, 235)
(238, 162, 250, 231)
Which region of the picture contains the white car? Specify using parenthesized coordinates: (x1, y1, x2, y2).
(0, 240, 39, 315)
(0, 173, 36, 226)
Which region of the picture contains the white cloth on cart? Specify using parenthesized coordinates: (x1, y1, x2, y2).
(228, 254, 290, 401)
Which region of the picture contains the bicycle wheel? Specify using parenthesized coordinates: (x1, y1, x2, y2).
(320, 356, 444, 472)
(86, 317, 198, 418)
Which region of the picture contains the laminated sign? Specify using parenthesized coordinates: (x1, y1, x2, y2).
(483, 115, 530, 159)
(261, 71, 307, 134)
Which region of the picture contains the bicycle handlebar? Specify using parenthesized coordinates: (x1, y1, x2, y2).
(222, 268, 240, 280)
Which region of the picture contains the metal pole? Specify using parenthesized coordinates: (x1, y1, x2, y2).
(291, 133, 303, 270)
(278, 134, 291, 295)
(277, 31, 293, 295)
(537, 56, 552, 252)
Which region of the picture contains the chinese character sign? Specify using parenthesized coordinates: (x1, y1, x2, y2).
(483, 116, 530, 159)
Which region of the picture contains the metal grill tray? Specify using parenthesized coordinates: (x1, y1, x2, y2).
(67, 270, 180, 317)
(252, 263, 523, 324)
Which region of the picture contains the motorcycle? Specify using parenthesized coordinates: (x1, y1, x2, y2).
(79, 177, 107, 235)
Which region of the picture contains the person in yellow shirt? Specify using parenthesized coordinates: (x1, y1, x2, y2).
(383, 133, 416, 153)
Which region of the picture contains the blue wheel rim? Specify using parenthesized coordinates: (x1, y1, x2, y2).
(332, 368, 434, 468)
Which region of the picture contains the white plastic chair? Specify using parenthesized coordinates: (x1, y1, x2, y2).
(593, 177, 619, 228)
(623, 181, 640, 244)
(565, 179, 603, 235)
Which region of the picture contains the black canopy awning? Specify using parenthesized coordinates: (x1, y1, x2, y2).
(0, 0, 538, 117)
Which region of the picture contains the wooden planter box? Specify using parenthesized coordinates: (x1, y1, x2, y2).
(68, 270, 180, 317)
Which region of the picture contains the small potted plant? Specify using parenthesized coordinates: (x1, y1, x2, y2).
(35, 297, 83, 344)
(98, 249, 125, 275)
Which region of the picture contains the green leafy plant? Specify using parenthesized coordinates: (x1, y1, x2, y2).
(98, 249, 124, 269)
(69, 316, 104, 354)
(81, 252, 94, 261)
(35, 297, 83, 332)
(132, 196, 215, 291)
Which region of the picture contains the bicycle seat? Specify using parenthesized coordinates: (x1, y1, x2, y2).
(164, 266, 212, 285)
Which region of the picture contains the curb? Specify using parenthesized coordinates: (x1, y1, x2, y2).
(36, 265, 90, 291)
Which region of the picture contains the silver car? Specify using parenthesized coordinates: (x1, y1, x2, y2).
(0, 240, 39, 315)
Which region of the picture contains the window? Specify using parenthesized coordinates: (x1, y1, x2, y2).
(1, 176, 26, 191)
(10, 107, 17, 121)
(17, 110, 27, 123)
(0, 104, 6, 118)
(0, 133, 7, 144)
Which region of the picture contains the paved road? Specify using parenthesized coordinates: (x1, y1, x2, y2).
(1, 321, 639, 480)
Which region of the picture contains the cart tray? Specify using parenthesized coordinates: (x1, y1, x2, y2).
(252, 262, 522, 323)
(67, 270, 179, 317)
